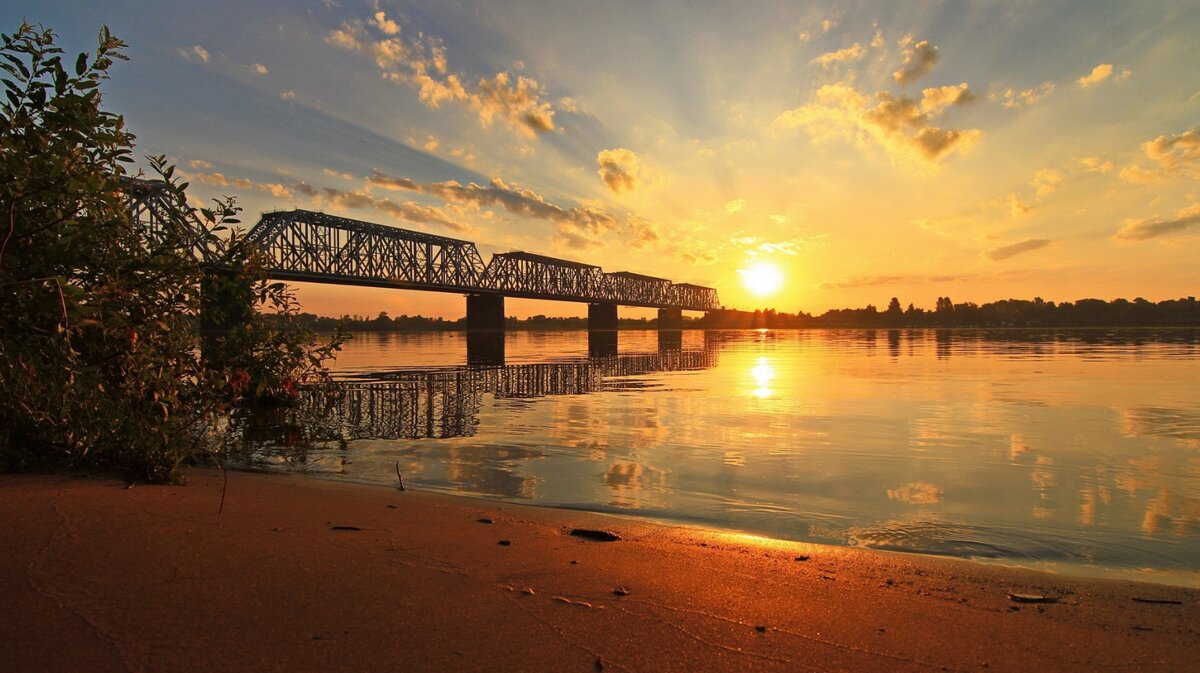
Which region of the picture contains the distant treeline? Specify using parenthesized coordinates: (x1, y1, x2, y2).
(699, 296, 1200, 329)
(281, 312, 661, 332)
(280, 296, 1200, 331)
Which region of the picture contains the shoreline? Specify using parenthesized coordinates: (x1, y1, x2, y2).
(239, 468, 1200, 591)
(3, 468, 1197, 672)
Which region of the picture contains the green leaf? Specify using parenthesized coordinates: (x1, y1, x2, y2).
(75, 52, 87, 76)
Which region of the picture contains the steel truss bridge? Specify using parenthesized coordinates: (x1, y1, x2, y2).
(127, 182, 720, 313)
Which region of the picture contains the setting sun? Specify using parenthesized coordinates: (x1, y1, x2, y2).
(740, 262, 784, 297)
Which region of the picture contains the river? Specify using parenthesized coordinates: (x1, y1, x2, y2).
(238, 328, 1200, 586)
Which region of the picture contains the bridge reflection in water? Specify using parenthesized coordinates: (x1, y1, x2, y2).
(264, 340, 719, 445)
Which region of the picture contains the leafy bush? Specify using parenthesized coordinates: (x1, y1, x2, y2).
(0, 23, 341, 481)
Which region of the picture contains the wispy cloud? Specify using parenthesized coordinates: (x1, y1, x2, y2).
(596, 148, 643, 194)
(1119, 127, 1200, 183)
(1076, 63, 1130, 89)
(736, 236, 813, 257)
(995, 81, 1055, 109)
(893, 35, 939, 84)
(182, 170, 292, 199)
(1032, 169, 1063, 197)
(984, 238, 1052, 261)
(1114, 203, 1200, 241)
(1077, 63, 1114, 88)
(1009, 194, 1033, 217)
(775, 81, 980, 167)
(290, 180, 469, 232)
(325, 13, 557, 138)
(366, 170, 665, 249)
(819, 275, 912, 289)
(1078, 156, 1114, 173)
(674, 239, 720, 265)
(177, 45, 209, 62)
(811, 43, 866, 68)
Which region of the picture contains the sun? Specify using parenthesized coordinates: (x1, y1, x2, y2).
(739, 262, 783, 297)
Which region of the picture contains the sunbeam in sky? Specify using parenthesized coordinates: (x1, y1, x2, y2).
(5, 0, 1198, 318)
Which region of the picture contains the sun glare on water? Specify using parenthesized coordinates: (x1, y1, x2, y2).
(740, 262, 783, 297)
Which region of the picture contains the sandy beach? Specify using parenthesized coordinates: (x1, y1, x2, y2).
(1, 468, 1197, 672)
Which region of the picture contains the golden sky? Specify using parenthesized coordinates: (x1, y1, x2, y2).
(8, 1, 1199, 317)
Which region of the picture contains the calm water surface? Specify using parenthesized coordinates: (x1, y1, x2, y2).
(243, 329, 1200, 586)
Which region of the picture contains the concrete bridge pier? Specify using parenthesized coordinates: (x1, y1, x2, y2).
(588, 330, 618, 358)
(467, 332, 505, 367)
(587, 302, 618, 331)
(466, 293, 505, 332)
(657, 307, 683, 331)
(657, 330, 682, 352)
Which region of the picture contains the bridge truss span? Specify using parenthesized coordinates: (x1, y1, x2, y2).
(245, 210, 488, 291)
(481, 251, 606, 302)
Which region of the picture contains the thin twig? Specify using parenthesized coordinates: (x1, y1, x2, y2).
(218, 461, 228, 514)
(395, 459, 405, 491)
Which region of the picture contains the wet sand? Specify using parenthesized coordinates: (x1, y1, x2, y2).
(2, 469, 1197, 672)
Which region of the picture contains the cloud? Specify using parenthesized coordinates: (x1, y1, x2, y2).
(775, 82, 980, 166)
(280, 90, 296, 100)
(724, 199, 745, 213)
(996, 82, 1055, 109)
(984, 238, 1052, 261)
(1078, 156, 1114, 173)
(322, 168, 355, 180)
(367, 170, 623, 246)
(811, 43, 866, 68)
(675, 240, 719, 266)
(183, 170, 293, 200)
(371, 10, 400, 35)
(798, 19, 837, 45)
(887, 482, 943, 505)
(819, 275, 909, 289)
(893, 35, 939, 84)
(1114, 202, 1200, 241)
(1032, 169, 1063, 197)
(596, 148, 642, 194)
(1009, 194, 1033, 217)
(1076, 63, 1114, 88)
(291, 181, 469, 232)
(250, 63, 268, 75)
(1119, 128, 1200, 183)
(326, 17, 557, 138)
(738, 236, 809, 257)
(187, 159, 214, 170)
(626, 216, 660, 248)
(177, 45, 209, 62)
(918, 83, 975, 115)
